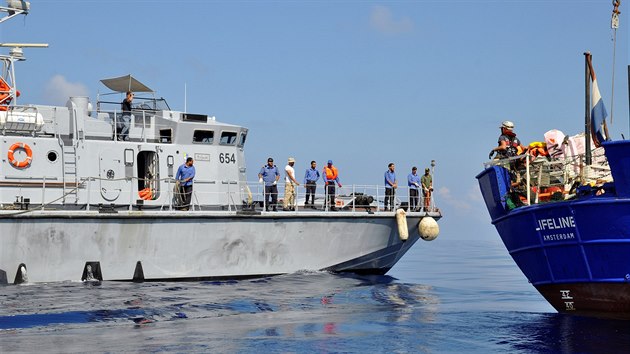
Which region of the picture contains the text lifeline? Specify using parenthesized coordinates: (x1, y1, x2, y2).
(535, 216, 576, 231)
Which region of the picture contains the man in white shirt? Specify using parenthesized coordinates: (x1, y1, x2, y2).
(283, 157, 300, 211)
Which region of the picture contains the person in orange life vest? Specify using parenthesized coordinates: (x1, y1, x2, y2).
(489, 120, 528, 159)
(323, 160, 342, 211)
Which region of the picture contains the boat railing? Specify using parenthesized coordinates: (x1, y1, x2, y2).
(227, 182, 438, 214)
(5, 104, 227, 145)
(4, 176, 440, 216)
(484, 147, 611, 206)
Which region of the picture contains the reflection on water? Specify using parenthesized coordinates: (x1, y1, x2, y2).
(0, 273, 444, 352)
(1, 237, 630, 352)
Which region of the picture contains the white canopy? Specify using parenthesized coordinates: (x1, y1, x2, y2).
(100, 74, 153, 93)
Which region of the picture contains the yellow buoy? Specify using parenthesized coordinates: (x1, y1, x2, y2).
(396, 208, 408, 241)
(418, 217, 439, 241)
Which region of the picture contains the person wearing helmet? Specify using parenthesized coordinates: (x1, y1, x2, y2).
(489, 120, 527, 159)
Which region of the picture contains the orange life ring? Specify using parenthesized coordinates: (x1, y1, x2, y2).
(8, 142, 32, 168)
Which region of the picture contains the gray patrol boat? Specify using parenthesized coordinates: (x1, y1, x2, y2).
(0, 2, 441, 284)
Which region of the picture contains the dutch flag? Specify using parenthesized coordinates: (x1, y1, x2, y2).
(589, 60, 609, 147)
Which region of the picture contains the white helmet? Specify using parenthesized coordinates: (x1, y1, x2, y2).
(501, 120, 514, 130)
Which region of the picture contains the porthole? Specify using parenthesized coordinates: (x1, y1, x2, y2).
(47, 151, 58, 163)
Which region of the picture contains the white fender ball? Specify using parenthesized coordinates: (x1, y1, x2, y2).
(418, 217, 439, 241)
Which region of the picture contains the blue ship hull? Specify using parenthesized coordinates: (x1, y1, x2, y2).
(477, 141, 630, 318)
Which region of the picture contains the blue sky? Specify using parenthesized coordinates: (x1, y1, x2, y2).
(0, 1, 627, 239)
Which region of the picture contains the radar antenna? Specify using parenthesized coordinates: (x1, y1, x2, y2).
(0, 0, 29, 24)
(0, 2, 47, 106)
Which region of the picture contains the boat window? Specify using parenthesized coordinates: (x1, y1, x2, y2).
(238, 132, 247, 147)
(193, 130, 214, 144)
(160, 129, 173, 143)
(220, 131, 237, 145)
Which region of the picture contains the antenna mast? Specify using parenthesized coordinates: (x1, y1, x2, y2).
(0, 1, 48, 106)
(610, 0, 621, 125)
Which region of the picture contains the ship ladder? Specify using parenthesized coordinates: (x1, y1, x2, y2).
(62, 145, 78, 205)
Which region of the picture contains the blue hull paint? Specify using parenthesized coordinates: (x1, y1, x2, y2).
(477, 141, 630, 318)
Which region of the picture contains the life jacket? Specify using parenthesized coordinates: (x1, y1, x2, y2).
(324, 166, 338, 181)
(499, 133, 521, 157)
(528, 141, 549, 158)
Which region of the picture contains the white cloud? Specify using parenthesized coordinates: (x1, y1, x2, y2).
(436, 186, 475, 212)
(370, 5, 414, 35)
(43, 75, 89, 105)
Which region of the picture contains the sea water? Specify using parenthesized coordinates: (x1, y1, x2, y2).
(1, 236, 629, 353)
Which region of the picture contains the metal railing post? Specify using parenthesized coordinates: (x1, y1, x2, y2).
(114, 109, 118, 141)
(227, 182, 231, 212)
(526, 154, 531, 205)
(86, 178, 91, 211)
(129, 177, 133, 211)
(352, 184, 356, 213)
(142, 111, 147, 143)
(41, 176, 46, 210)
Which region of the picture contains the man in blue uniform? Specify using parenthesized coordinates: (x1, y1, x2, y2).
(407, 166, 421, 211)
(384, 162, 397, 211)
(175, 157, 195, 210)
(258, 157, 280, 211)
(303, 160, 320, 208)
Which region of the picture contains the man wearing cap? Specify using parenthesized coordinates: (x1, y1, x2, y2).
(303, 160, 320, 208)
(489, 120, 527, 159)
(407, 166, 421, 212)
(258, 157, 280, 211)
(283, 157, 300, 211)
(384, 163, 397, 211)
(421, 168, 433, 211)
(323, 160, 342, 211)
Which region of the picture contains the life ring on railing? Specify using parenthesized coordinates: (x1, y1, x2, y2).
(7, 142, 33, 168)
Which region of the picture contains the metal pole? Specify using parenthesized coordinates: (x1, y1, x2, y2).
(627, 65, 630, 137)
(41, 176, 45, 210)
(430, 160, 436, 212)
(584, 52, 592, 166)
(86, 178, 91, 211)
(526, 155, 531, 205)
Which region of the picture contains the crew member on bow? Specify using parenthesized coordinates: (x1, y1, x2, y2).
(489, 120, 528, 159)
(323, 160, 342, 211)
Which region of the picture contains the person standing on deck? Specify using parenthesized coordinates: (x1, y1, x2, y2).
(323, 160, 342, 211)
(283, 157, 300, 211)
(408, 166, 421, 212)
(119, 91, 133, 141)
(175, 157, 195, 211)
(421, 168, 433, 211)
(303, 160, 320, 209)
(384, 163, 397, 211)
(489, 120, 527, 159)
(258, 157, 280, 211)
